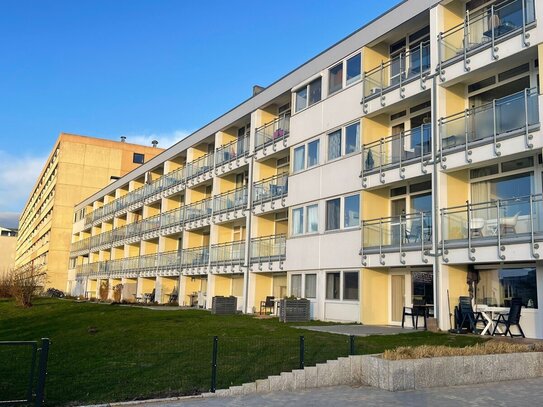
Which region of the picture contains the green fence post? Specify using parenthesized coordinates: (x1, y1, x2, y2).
(349, 335, 355, 355)
(35, 338, 50, 407)
(210, 336, 218, 393)
(299, 336, 305, 369)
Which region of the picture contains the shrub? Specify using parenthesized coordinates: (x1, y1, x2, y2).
(98, 281, 109, 301)
(9, 264, 46, 307)
(0, 273, 13, 298)
(112, 284, 123, 302)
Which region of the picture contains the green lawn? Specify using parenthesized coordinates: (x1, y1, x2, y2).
(0, 298, 484, 406)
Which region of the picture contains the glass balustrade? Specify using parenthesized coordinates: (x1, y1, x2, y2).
(180, 246, 210, 267)
(250, 234, 286, 262)
(213, 186, 248, 214)
(185, 198, 213, 222)
(255, 114, 290, 150)
(252, 174, 288, 205)
(363, 212, 432, 249)
(185, 153, 214, 180)
(215, 135, 249, 166)
(210, 240, 246, 265)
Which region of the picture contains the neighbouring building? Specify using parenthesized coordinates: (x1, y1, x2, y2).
(0, 226, 18, 275)
(68, 0, 543, 338)
(15, 133, 164, 289)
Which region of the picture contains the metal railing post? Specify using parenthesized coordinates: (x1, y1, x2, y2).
(379, 218, 385, 265)
(463, 10, 471, 72)
(421, 211, 428, 263)
(464, 109, 472, 163)
(399, 53, 404, 98)
(399, 215, 405, 265)
(380, 61, 385, 106)
(379, 138, 385, 183)
(349, 335, 355, 355)
(399, 131, 404, 179)
(210, 336, 218, 393)
(467, 201, 475, 261)
(497, 200, 505, 260)
(439, 118, 446, 169)
(441, 208, 448, 263)
(524, 88, 533, 148)
(34, 338, 50, 407)
(529, 194, 539, 259)
(522, 0, 530, 47)
(299, 336, 305, 369)
(419, 41, 426, 89)
(490, 5, 499, 60)
(492, 99, 500, 156)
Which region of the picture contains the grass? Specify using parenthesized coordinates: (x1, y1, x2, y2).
(383, 341, 543, 360)
(0, 298, 484, 406)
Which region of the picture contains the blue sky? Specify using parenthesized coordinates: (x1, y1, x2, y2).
(0, 0, 399, 227)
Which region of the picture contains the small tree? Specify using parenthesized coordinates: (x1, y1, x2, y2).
(0, 271, 13, 298)
(112, 284, 123, 302)
(99, 280, 109, 301)
(10, 264, 46, 307)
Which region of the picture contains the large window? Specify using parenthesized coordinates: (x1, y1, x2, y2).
(329, 63, 343, 94)
(291, 274, 302, 298)
(326, 198, 341, 231)
(307, 139, 320, 168)
(306, 204, 319, 233)
(295, 78, 322, 112)
(305, 274, 317, 298)
(292, 204, 319, 235)
(326, 272, 340, 299)
(344, 194, 360, 228)
(476, 266, 538, 308)
(327, 122, 360, 161)
(293, 146, 305, 173)
(326, 271, 359, 301)
(345, 123, 360, 154)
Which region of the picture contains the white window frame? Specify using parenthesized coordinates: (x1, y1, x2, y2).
(294, 77, 323, 113)
(326, 120, 361, 162)
(325, 194, 361, 232)
(292, 136, 321, 173)
(325, 270, 359, 302)
(291, 203, 320, 236)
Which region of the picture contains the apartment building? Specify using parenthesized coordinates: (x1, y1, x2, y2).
(68, 0, 543, 338)
(15, 133, 164, 288)
(0, 226, 18, 274)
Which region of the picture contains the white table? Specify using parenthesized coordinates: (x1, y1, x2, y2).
(475, 305, 509, 335)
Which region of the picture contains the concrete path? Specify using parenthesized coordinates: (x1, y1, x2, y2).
(293, 324, 415, 336)
(121, 377, 543, 406)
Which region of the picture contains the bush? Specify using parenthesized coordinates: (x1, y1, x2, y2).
(0, 273, 13, 298)
(112, 284, 123, 302)
(99, 281, 109, 301)
(9, 264, 46, 307)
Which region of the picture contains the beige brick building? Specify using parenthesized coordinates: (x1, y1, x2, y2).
(0, 226, 17, 275)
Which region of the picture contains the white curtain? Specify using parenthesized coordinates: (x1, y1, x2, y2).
(292, 208, 304, 235)
(305, 274, 317, 298)
(328, 131, 342, 160)
(307, 205, 318, 233)
(291, 274, 302, 298)
(294, 146, 305, 172)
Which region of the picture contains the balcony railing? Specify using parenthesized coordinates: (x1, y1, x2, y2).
(250, 234, 286, 263)
(215, 136, 249, 167)
(210, 240, 246, 265)
(252, 174, 288, 205)
(157, 251, 181, 269)
(439, 88, 539, 164)
(362, 123, 431, 177)
(186, 153, 214, 181)
(441, 194, 543, 259)
(185, 198, 213, 223)
(141, 214, 161, 234)
(126, 221, 143, 238)
(161, 207, 185, 229)
(180, 246, 210, 268)
(362, 41, 430, 111)
(363, 211, 432, 257)
(255, 115, 290, 151)
(438, 0, 535, 71)
(213, 186, 248, 215)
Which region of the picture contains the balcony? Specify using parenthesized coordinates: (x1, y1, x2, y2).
(184, 198, 213, 229)
(141, 214, 161, 238)
(215, 135, 249, 173)
(161, 207, 185, 232)
(212, 186, 247, 222)
(161, 166, 187, 196)
(439, 88, 539, 169)
(362, 41, 430, 113)
(438, 0, 535, 77)
(361, 211, 432, 267)
(185, 153, 214, 185)
(361, 123, 431, 188)
(252, 174, 288, 214)
(180, 245, 210, 272)
(254, 115, 290, 158)
(250, 234, 286, 269)
(441, 194, 543, 263)
(210, 240, 246, 270)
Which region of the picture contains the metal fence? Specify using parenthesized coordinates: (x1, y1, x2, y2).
(0, 338, 49, 407)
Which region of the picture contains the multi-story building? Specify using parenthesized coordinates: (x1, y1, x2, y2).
(15, 133, 164, 288)
(0, 226, 18, 275)
(68, 0, 543, 337)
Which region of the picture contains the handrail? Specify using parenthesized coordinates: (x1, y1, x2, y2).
(255, 114, 291, 150)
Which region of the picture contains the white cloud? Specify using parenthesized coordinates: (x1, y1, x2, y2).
(118, 129, 192, 149)
(0, 151, 47, 220)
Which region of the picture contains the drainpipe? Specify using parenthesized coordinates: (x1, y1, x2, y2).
(431, 73, 441, 326)
(242, 154, 254, 314)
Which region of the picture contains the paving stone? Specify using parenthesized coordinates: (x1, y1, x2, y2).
(255, 379, 270, 394)
(305, 366, 318, 388)
(280, 372, 295, 391)
(268, 375, 282, 391)
(292, 369, 306, 390)
(241, 382, 256, 395)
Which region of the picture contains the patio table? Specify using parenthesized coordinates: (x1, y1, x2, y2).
(476, 305, 509, 335)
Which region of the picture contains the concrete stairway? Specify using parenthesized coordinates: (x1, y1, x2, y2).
(204, 355, 371, 397)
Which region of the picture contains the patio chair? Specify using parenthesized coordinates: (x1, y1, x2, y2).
(402, 298, 428, 330)
(491, 297, 525, 338)
(259, 296, 275, 315)
(500, 212, 520, 235)
(458, 296, 486, 333)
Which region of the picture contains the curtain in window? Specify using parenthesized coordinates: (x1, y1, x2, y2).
(291, 274, 302, 298)
(307, 205, 318, 233)
(293, 146, 305, 172)
(326, 273, 340, 299)
(292, 208, 304, 235)
(326, 199, 340, 230)
(328, 131, 342, 160)
(305, 274, 317, 298)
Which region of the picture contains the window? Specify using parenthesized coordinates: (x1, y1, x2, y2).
(344, 195, 360, 228)
(293, 146, 305, 173)
(328, 130, 342, 161)
(346, 54, 361, 85)
(291, 274, 302, 298)
(345, 123, 360, 154)
(329, 63, 343, 94)
(292, 208, 304, 236)
(476, 267, 537, 308)
(306, 204, 319, 233)
(326, 198, 341, 231)
(305, 274, 317, 298)
(133, 153, 145, 164)
(307, 140, 320, 168)
(326, 272, 341, 299)
(343, 272, 359, 300)
(295, 78, 322, 112)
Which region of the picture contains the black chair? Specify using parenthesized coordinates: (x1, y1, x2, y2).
(259, 296, 275, 315)
(458, 296, 486, 333)
(402, 299, 428, 330)
(492, 297, 525, 338)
